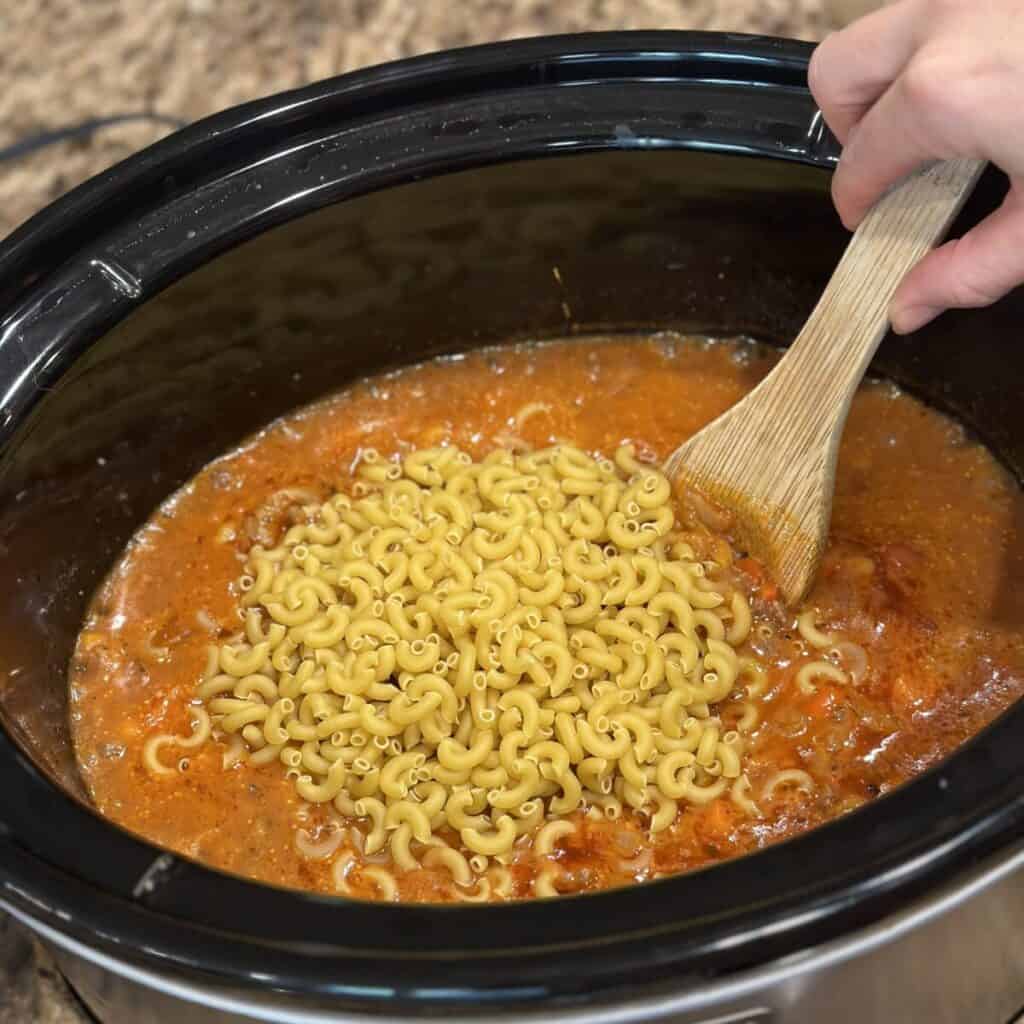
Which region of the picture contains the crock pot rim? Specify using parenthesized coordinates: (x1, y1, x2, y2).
(0, 29, 829, 315)
(2, 30, 1023, 1014)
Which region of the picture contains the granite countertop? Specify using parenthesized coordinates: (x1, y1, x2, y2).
(0, 0, 850, 240)
(0, 916, 89, 1024)
(0, 1, 864, 1020)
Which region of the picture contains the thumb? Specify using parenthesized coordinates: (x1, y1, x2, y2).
(890, 184, 1024, 334)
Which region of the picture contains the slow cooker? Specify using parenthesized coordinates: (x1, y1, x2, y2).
(2, 32, 1024, 1024)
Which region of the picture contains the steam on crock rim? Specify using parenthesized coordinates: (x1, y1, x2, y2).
(1, 30, 1021, 1014)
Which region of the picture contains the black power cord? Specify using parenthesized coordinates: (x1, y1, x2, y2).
(0, 112, 185, 164)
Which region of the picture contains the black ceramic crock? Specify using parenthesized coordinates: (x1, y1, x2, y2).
(1, 31, 1023, 1018)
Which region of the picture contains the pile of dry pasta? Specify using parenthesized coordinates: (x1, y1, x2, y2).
(194, 444, 761, 878)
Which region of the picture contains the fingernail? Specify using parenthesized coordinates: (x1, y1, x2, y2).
(890, 304, 939, 335)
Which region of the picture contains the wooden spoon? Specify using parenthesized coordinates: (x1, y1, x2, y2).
(664, 157, 985, 605)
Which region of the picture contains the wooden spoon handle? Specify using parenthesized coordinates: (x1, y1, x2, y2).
(664, 158, 984, 605)
(774, 158, 986, 421)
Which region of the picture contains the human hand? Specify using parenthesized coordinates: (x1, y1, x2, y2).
(809, 0, 1024, 333)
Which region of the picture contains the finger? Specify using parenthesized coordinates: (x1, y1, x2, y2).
(890, 186, 1024, 333)
(829, 67, 952, 230)
(809, 0, 925, 145)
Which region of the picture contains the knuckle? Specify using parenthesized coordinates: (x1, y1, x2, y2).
(946, 251, 1001, 309)
(949, 277, 999, 309)
(923, 0, 961, 16)
(902, 39, 986, 117)
(900, 57, 951, 113)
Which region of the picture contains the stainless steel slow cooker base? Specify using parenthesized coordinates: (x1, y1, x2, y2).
(15, 841, 1024, 1024)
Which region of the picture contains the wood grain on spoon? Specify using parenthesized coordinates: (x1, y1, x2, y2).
(664, 157, 985, 605)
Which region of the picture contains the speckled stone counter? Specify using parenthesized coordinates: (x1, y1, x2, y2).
(0, 1, 861, 1020)
(0, 916, 89, 1023)
(0, 0, 848, 240)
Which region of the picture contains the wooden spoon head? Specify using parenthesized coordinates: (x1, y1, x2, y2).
(664, 428, 834, 607)
(662, 160, 984, 605)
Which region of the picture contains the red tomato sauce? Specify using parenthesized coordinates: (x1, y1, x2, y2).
(69, 336, 1024, 901)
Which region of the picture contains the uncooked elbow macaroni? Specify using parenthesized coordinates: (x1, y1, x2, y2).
(193, 443, 766, 879)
